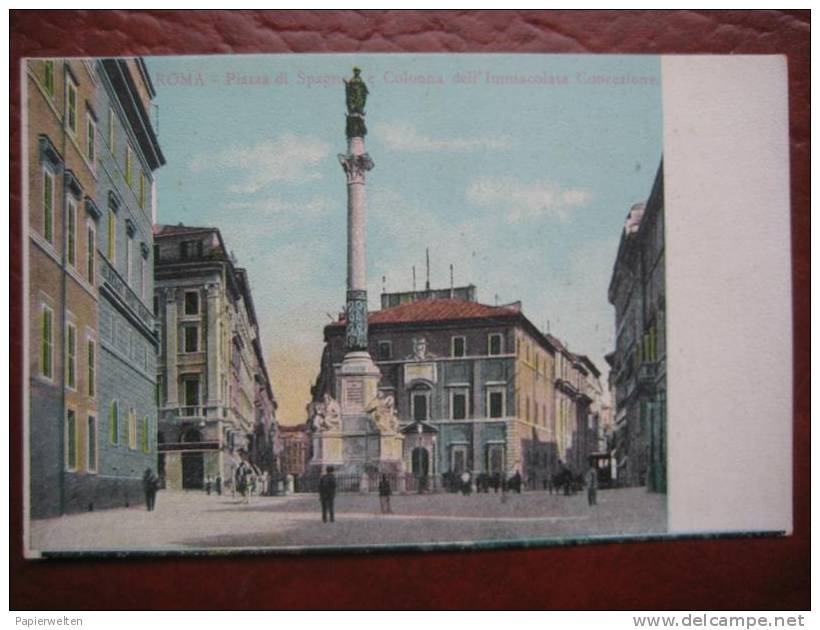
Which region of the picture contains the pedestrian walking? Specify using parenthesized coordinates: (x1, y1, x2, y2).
(205, 475, 212, 495)
(319, 466, 337, 523)
(378, 474, 392, 514)
(585, 464, 599, 506)
(142, 468, 159, 512)
(215, 474, 222, 496)
(460, 471, 471, 496)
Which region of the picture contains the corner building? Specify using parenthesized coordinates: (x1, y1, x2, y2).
(153, 225, 277, 490)
(608, 162, 666, 492)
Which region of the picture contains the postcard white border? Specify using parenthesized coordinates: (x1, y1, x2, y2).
(663, 55, 792, 534)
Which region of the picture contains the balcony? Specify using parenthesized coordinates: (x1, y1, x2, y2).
(159, 405, 225, 424)
(100, 256, 154, 329)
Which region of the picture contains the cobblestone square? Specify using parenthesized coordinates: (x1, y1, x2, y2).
(30, 487, 666, 554)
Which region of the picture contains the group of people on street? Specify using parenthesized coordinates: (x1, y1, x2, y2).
(311, 461, 599, 522)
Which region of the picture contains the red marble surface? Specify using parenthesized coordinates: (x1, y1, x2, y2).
(10, 10, 809, 610)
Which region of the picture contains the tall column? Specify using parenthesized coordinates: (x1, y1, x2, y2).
(339, 138, 374, 352)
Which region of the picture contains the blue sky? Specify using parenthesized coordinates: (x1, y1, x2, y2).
(146, 54, 662, 422)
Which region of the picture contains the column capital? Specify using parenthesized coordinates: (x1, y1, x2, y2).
(338, 152, 374, 185)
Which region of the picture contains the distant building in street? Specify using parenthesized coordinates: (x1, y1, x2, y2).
(279, 423, 311, 476)
(607, 162, 666, 492)
(311, 286, 602, 485)
(26, 57, 164, 518)
(153, 224, 277, 490)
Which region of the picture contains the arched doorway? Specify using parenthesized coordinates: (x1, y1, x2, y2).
(181, 428, 204, 490)
(411, 447, 430, 477)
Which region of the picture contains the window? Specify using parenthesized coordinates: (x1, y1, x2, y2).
(451, 336, 466, 358)
(43, 60, 54, 96)
(87, 416, 97, 473)
(180, 239, 202, 260)
(377, 340, 391, 361)
(156, 376, 164, 406)
(488, 333, 503, 356)
(66, 323, 76, 389)
(40, 305, 53, 379)
(451, 390, 468, 420)
(107, 210, 116, 261)
(141, 416, 150, 453)
(139, 171, 146, 208)
(451, 445, 467, 474)
(65, 76, 77, 135)
(87, 339, 96, 397)
(140, 254, 146, 300)
(107, 107, 115, 152)
(183, 378, 200, 413)
(65, 409, 77, 471)
(487, 444, 505, 475)
(86, 225, 95, 283)
(86, 114, 96, 166)
(66, 198, 77, 268)
(182, 326, 199, 353)
(128, 408, 137, 450)
(126, 236, 132, 284)
(411, 389, 430, 422)
(184, 291, 199, 315)
(109, 400, 119, 445)
(487, 387, 505, 418)
(42, 168, 54, 243)
(125, 145, 133, 186)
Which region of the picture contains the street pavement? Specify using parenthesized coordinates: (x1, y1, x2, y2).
(29, 486, 667, 553)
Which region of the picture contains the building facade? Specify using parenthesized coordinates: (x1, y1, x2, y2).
(154, 225, 277, 490)
(279, 423, 311, 476)
(311, 288, 602, 487)
(94, 58, 165, 509)
(26, 57, 163, 518)
(608, 162, 666, 492)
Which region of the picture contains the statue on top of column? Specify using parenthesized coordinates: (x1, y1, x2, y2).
(344, 67, 368, 138)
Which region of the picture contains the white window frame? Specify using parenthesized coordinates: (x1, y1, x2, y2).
(125, 145, 133, 187)
(451, 335, 466, 358)
(488, 332, 504, 356)
(183, 290, 200, 316)
(110, 400, 119, 446)
(65, 407, 78, 472)
(182, 324, 199, 353)
(449, 387, 469, 420)
(140, 253, 146, 301)
(128, 407, 137, 450)
(106, 209, 116, 263)
(65, 321, 77, 390)
(486, 385, 506, 419)
(86, 337, 96, 397)
(86, 222, 96, 284)
(410, 387, 431, 422)
(40, 303, 54, 381)
(450, 444, 468, 473)
(87, 415, 98, 474)
(42, 166, 55, 244)
(66, 197, 77, 269)
(107, 107, 116, 153)
(86, 113, 97, 168)
(65, 74, 78, 136)
(126, 235, 133, 285)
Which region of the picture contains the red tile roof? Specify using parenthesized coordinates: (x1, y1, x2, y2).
(330, 299, 520, 327)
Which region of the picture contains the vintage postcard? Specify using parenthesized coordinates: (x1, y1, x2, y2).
(20, 53, 792, 555)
